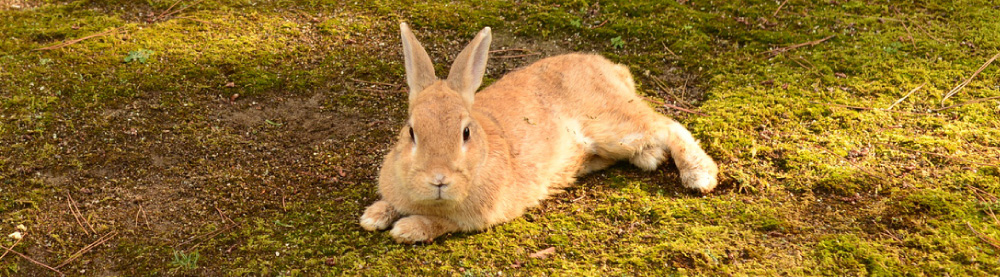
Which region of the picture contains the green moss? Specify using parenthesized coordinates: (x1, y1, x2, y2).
(812, 234, 898, 275)
(2, 0, 1000, 275)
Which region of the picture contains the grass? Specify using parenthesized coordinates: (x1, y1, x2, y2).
(1, 0, 999, 275)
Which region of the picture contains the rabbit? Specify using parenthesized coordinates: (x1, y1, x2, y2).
(359, 23, 719, 243)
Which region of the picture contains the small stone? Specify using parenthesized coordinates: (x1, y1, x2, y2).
(8, 231, 22, 240)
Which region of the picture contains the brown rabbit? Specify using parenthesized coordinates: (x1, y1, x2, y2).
(360, 23, 719, 243)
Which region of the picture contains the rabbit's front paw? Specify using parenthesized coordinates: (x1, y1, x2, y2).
(680, 161, 719, 193)
(360, 200, 397, 231)
(681, 170, 717, 193)
(389, 216, 437, 243)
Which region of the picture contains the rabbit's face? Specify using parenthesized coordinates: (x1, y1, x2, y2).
(399, 83, 487, 205)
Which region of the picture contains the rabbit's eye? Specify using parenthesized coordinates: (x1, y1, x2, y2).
(409, 127, 415, 143)
(463, 127, 470, 142)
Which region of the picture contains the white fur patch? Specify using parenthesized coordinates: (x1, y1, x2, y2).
(565, 119, 595, 153)
(619, 133, 644, 146)
(360, 213, 391, 231)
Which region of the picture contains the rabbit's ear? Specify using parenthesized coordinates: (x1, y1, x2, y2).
(447, 27, 492, 105)
(400, 22, 437, 103)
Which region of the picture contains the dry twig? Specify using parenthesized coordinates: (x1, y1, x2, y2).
(153, 0, 185, 22)
(878, 142, 998, 168)
(887, 82, 925, 110)
(176, 16, 215, 25)
(488, 48, 532, 54)
(0, 243, 64, 276)
(966, 222, 1000, 250)
(811, 101, 930, 115)
(967, 185, 999, 202)
(933, 96, 1000, 112)
(649, 77, 692, 108)
(0, 237, 22, 261)
(34, 27, 120, 51)
(55, 231, 118, 269)
(67, 191, 96, 235)
(772, 0, 789, 17)
(941, 51, 1000, 105)
(156, 0, 204, 21)
(662, 43, 679, 57)
(910, 20, 944, 44)
(644, 96, 707, 116)
(988, 206, 999, 226)
(591, 19, 609, 29)
(494, 53, 541, 59)
(767, 35, 835, 56)
(900, 21, 917, 50)
(350, 78, 401, 88)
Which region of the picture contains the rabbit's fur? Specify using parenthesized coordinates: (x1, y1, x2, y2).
(360, 23, 719, 243)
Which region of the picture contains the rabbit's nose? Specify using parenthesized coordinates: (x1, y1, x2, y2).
(431, 173, 447, 187)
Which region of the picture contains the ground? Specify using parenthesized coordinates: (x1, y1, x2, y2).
(1, 0, 999, 275)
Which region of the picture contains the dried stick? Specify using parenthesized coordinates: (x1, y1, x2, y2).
(649, 76, 693, 108)
(643, 96, 707, 116)
(767, 35, 835, 56)
(488, 48, 532, 54)
(878, 142, 998, 168)
(215, 206, 236, 225)
(933, 96, 1000, 112)
(661, 42, 679, 57)
(67, 192, 93, 235)
(159, 0, 204, 20)
(811, 101, 930, 115)
(139, 204, 150, 228)
(0, 243, 64, 276)
(966, 222, 1000, 250)
(354, 88, 404, 93)
(70, 192, 96, 234)
(350, 78, 401, 87)
(941, 51, 1000, 105)
(967, 185, 999, 202)
(0, 238, 22, 261)
(176, 16, 215, 26)
(34, 27, 120, 51)
(887, 82, 925, 110)
(901, 21, 917, 50)
(988, 206, 999, 226)
(881, 227, 903, 243)
(911, 20, 944, 44)
(153, 0, 184, 22)
(55, 231, 118, 269)
(772, 0, 789, 17)
(494, 53, 541, 59)
(591, 19, 609, 29)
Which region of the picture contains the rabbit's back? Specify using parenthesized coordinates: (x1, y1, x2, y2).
(474, 53, 647, 194)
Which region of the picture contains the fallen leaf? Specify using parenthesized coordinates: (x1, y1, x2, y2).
(529, 247, 556, 259)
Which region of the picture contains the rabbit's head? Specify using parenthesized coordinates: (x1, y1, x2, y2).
(386, 23, 493, 205)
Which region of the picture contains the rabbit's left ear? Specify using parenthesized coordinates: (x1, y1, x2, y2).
(400, 22, 437, 104)
(447, 27, 492, 106)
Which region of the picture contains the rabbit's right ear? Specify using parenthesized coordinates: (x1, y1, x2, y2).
(400, 22, 437, 103)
